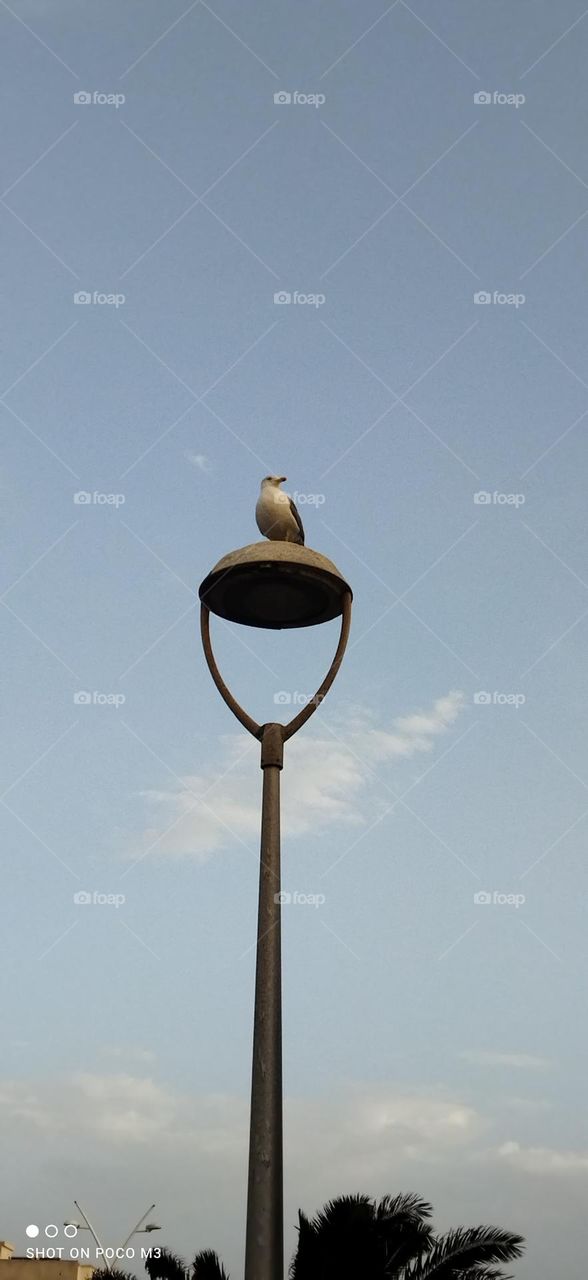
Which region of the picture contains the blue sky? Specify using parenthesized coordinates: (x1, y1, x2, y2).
(1, 1, 588, 1276)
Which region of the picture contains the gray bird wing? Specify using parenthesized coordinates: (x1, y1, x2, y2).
(289, 496, 305, 544)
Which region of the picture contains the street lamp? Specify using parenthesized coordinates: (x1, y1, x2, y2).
(199, 540, 352, 1280)
(64, 1203, 160, 1272)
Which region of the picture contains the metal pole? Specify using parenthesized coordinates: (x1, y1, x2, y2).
(73, 1202, 109, 1273)
(244, 722, 284, 1280)
(120, 1204, 156, 1252)
(199, 590, 352, 1280)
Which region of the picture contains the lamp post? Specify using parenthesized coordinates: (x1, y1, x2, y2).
(198, 541, 352, 1280)
(64, 1203, 160, 1273)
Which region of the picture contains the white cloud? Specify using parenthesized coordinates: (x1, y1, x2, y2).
(0, 1073, 206, 1148)
(0, 1072, 481, 1166)
(461, 1051, 552, 1070)
(497, 1140, 588, 1175)
(9, 1070, 581, 1186)
(0, 1070, 582, 1274)
(130, 691, 465, 861)
(185, 452, 211, 471)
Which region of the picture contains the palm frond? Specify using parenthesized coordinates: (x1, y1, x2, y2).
(455, 1270, 514, 1280)
(192, 1251, 229, 1280)
(376, 1193, 434, 1224)
(290, 1193, 438, 1278)
(289, 1210, 318, 1279)
(405, 1225, 524, 1280)
(376, 1192, 436, 1275)
(290, 1195, 381, 1275)
(144, 1248, 188, 1280)
(383, 1225, 434, 1276)
(92, 1271, 136, 1280)
(312, 1193, 374, 1231)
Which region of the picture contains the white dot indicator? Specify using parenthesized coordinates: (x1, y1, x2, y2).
(45, 1226, 58, 1239)
(64, 1226, 77, 1239)
(26, 1226, 39, 1239)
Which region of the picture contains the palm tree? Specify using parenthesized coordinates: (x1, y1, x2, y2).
(289, 1192, 524, 1279)
(144, 1246, 228, 1280)
(138, 1192, 524, 1280)
(92, 1271, 137, 1280)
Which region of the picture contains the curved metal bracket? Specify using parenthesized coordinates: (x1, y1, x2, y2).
(200, 604, 262, 739)
(199, 591, 352, 743)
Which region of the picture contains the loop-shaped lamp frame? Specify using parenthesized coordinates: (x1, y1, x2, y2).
(199, 591, 352, 742)
(198, 542, 352, 1280)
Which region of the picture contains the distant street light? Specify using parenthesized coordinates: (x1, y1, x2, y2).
(199, 540, 352, 1280)
(64, 1203, 160, 1272)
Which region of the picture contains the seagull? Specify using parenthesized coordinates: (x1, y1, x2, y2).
(255, 475, 305, 545)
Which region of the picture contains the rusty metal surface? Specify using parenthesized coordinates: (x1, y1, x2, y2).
(199, 541, 352, 629)
(244, 726, 284, 1280)
(198, 555, 352, 1280)
(200, 604, 262, 739)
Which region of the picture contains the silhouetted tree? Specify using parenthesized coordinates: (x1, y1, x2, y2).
(289, 1193, 524, 1279)
(144, 1246, 227, 1280)
(139, 1192, 524, 1280)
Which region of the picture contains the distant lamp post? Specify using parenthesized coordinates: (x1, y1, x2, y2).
(119, 1212, 161, 1252)
(199, 541, 352, 1280)
(64, 1202, 160, 1272)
